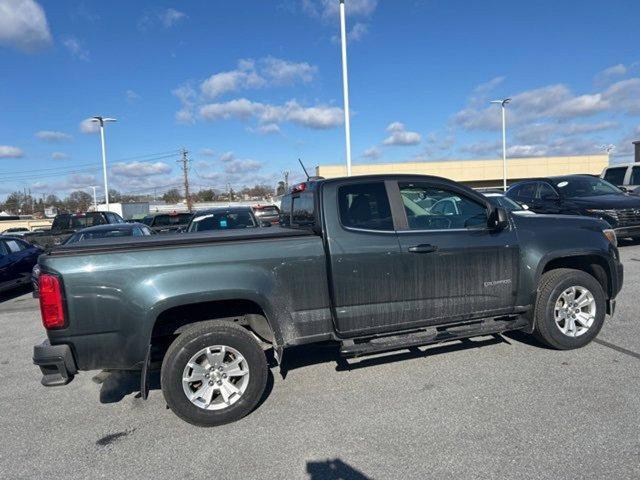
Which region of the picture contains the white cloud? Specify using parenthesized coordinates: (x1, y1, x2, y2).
(199, 57, 316, 99)
(199, 148, 215, 157)
(79, 118, 99, 134)
(459, 141, 500, 157)
(594, 64, 628, 86)
(199, 98, 343, 129)
(362, 146, 381, 159)
(139, 8, 187, 30)
(126, 89, 140, 102)
(31, 181, 49, 191)
(51, 152, 69, 160)
(256, 123, 280, 134)
(62, 37, 89, 61)
(0, 0, 52, 52)
(261, 57, 317, 84)
(382, 122, 422, 146)
(159, 8, 187, 27)
(331, 22, 369, 43)
(200, 64, 265, 99)
(111, 161, 172, 177)
(223, 158, 262, 174)
(0, 145, 24, 158)
(36, 130, 72, 142)
(220, 151, 236, 163)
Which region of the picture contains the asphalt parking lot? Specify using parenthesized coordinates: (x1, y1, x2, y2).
(1, 244, 639, 480)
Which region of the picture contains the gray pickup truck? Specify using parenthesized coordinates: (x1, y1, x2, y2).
(33, 175, 623, 426)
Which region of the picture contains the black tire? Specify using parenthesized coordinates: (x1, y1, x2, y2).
(161, 321, 268, 427)
(532, 268, 606, 350)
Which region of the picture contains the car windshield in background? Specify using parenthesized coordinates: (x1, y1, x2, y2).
(189, 211, 257, 232)
(555, 177, 621, 198)
(486, 195, 523, 211)
(253, 206, 279, 217)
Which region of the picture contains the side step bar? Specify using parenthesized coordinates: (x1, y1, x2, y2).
(340, 316, 529, 358)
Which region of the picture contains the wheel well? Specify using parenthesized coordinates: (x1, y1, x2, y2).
(542, 255, 611, 297)
(150, 299, 274, 365)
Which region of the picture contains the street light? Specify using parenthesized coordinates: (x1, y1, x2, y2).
(338, 0, 352, 176)
(91, 116, 116, 208)
(490, 98, 511, 191)
(87, 185, 99, 210)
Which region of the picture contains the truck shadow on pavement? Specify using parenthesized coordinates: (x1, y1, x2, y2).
(97, 366, 275, 409)
(306, 458, 371, 480)
(280, 334, 507, 379)
(97, 334, 509, 405)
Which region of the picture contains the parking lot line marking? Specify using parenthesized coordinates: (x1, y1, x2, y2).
(593, 338, 640, 360)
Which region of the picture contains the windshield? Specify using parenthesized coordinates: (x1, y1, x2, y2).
(555, 177, 621, 198)
(485, 195, 523, 211)
(189, 211, 257, 232)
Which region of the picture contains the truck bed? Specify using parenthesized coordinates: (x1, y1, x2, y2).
(48, 227, 315, 256)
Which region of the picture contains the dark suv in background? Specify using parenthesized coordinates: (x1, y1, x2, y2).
(506, 175, 640, 238)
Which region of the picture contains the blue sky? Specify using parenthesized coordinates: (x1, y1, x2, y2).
(1, 0, 640, 200)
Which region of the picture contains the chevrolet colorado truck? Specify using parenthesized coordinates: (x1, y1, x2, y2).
(33, 175, 623, 427)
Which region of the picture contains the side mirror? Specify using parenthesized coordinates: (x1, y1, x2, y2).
(619, 186, 629, 193)
(488, 207, 509, 230)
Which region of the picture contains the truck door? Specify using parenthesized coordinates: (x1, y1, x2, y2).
(322, 180, 405, 336)
(393, 180, 520, 325)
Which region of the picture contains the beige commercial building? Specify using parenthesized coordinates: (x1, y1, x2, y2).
(316, 154, 609, 189)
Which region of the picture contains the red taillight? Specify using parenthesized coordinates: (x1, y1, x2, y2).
(291, 182, 306, 193)
(39, 274, 66, 329)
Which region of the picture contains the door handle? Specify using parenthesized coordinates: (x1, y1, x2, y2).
(408, 244, 438, 253)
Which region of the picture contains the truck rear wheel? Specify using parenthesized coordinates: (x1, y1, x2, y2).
(532, 268, 606, 350)
(161, 321, 268, 427)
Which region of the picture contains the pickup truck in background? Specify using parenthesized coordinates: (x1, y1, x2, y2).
(24, 211, 126, 248)
(33, 174, 623, 427)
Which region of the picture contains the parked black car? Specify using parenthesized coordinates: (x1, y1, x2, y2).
(506, 175, 640, 238)
(31, 223, 153, 297)
(141, 212, 193, 233)
(0, 237, 42, 294)
(187, 206, 267, 232)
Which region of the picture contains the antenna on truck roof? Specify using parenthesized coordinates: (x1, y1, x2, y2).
(298, 158, 310, 181)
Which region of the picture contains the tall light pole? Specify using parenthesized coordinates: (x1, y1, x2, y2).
(91, 116, 116, 208)
(490, 98, 511, 191)
(88, 185, 98, 210)
(339, 0, 352, 176)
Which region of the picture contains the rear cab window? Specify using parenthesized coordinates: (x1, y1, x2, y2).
(603, 167, 628, 186)
(338, 182, 393, 231)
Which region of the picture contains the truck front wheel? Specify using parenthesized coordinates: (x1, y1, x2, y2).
(161, 321, 268, 427)
(533, 268, 606, 349)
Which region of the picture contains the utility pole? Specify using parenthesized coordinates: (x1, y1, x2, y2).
(283, 171, 290, 192)
(178, 148, 192, 212)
